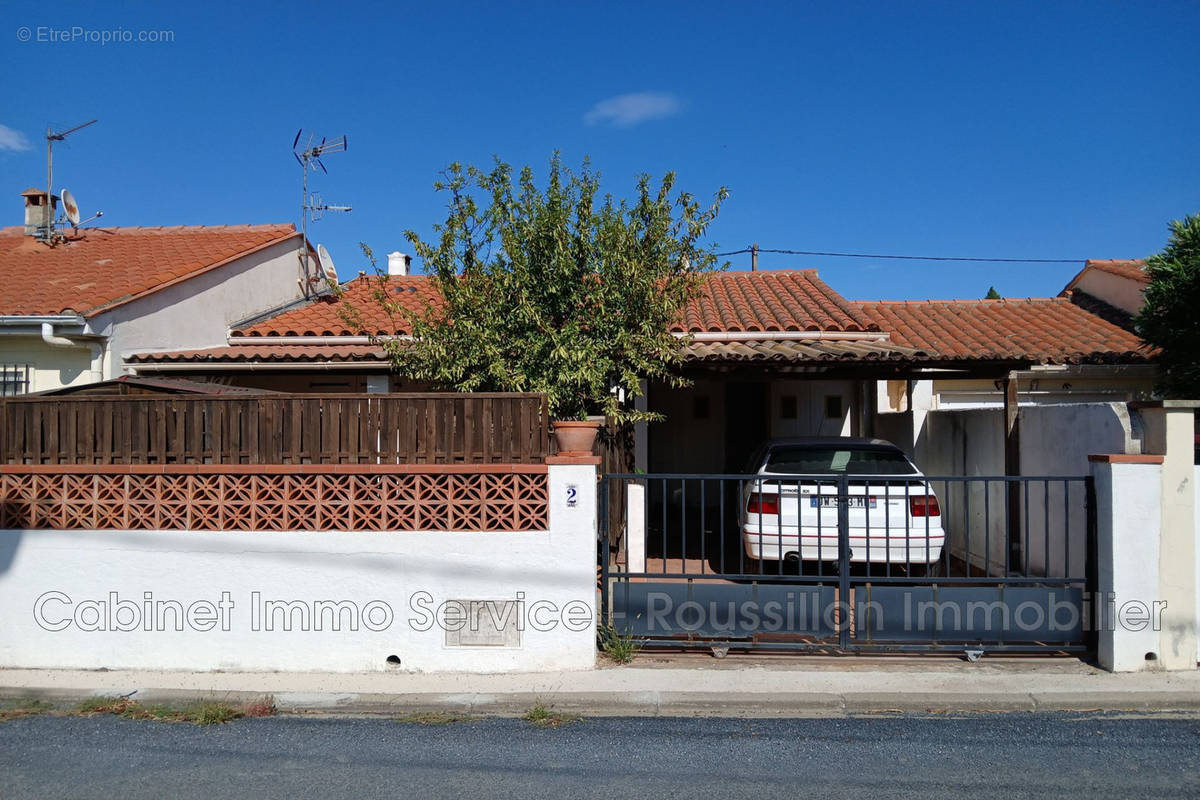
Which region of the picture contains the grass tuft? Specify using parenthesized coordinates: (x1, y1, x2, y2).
(242, 696, 278, 718)
(73, 695, 277, 725)
(598, 624, 642, 664)
(522, 700, 580, 728)
(0, 698, 55, 723)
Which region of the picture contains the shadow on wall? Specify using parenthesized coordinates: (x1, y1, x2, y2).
(0, 529, 20, 574)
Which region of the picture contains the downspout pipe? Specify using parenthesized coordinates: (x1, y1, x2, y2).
(40, 322, 104, 382)
(40, 322, 76, 348)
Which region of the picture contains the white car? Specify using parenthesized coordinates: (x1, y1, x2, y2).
(739, 437, 945, 567)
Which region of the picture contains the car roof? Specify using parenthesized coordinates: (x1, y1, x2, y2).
(762, 437, 903, 450)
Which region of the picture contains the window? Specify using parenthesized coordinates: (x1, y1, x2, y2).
(0, 364, 30, 396)
(764, 445, 917, 475)
(824, 395, 844, 419)
(780, 395, 798, 419)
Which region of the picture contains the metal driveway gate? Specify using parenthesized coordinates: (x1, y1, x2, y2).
(600, 473, 1096, 655)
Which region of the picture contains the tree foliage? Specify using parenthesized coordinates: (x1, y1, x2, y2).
(1135, 213, 1200, 398)
(984, 286, 1001, 299)
(359, 155, 728, 422)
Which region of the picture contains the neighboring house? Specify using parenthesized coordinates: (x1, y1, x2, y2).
(0, 188, 319, 394)
(125, 255, 1154, 473)
(865, 258, 1153, 412)
(1061, 258, 1149, 317)
(29, 374, 279, 396)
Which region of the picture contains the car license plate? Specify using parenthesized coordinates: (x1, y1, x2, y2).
(810, 496, 876, 509)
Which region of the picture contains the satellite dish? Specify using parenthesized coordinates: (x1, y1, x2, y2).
(60, 188, 81, 227)
(317, 244, 337, 281)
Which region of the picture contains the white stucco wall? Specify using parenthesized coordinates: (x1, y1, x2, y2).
(1073, 270, 1145, 315)
(1093, 459, 1163, 672)
(92, 237, 308, 373)
(0, 464, 598, 674)
(0, 338, 95, 392)
(769, 379, 854, 438)
(913, 404, 1136, 577)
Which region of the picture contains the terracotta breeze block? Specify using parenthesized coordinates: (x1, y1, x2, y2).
(0, 469, 549, 533)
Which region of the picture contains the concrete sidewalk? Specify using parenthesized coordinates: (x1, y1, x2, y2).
(3, 657, 1199, 717)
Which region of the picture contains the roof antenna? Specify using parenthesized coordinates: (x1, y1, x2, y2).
(292, 130, 352, 295)
(42, 119, 97, 243)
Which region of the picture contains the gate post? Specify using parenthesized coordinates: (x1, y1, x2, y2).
(838, 474, 851, 650)
(546, 454, 602, 658)
(1089, 454, 1164, 671)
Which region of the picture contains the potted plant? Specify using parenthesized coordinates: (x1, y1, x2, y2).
(551, 414, 602, 456)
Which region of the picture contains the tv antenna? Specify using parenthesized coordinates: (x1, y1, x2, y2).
(292, 129, 351, 292)
(42, 119, 97, 241)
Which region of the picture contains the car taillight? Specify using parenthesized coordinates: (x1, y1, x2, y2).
(747, 493, 779, 515)
(909, 495, 940, 517)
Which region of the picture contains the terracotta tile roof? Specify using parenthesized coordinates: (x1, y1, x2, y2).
(126, 344, 387, 364)
(235, 269, 875, 337)
(235, 275, 438, 336)
(131, 339, 924, 367)
(686, 338, 924, 362)
(32, 375, 282, 395)
(854, 298, 1151, 364)
(675, 270, 874, 332)
(1081, 259, 1148, 284)
(0, 223, 300, 317)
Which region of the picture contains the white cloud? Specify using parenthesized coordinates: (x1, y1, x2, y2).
(0, 124, 31, 152)
(583, 92, 682, 128)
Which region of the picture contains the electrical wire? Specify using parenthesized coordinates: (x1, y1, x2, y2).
(713, 247, 1090, 264)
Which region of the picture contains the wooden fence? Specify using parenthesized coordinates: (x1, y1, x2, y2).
(0, 393, 550, 465)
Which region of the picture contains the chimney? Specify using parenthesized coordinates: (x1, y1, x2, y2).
(387, 251, 411, 276)
(21, 187, 57, 237)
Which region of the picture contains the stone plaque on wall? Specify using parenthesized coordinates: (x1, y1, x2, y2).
(443, 599, 522, 648)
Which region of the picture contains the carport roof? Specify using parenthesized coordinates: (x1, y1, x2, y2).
(853, 298, 1152, 365)
(685, 338, 925, 363)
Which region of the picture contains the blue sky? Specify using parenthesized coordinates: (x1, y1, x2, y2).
(2, 1, 1197, 300)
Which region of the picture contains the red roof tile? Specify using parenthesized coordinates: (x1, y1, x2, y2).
(1061, 258, 1150, 298)
(1082, 259, 1148, 284)
(0, 224, 300, 317)
(235, 269, 875, 337)
(235, 275, 439, 336)
(675, 270, 873, 332)
(854, 298, 1151, 364)
(126, 344, 386, 364)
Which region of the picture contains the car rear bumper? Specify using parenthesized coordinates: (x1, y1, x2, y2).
(742, 528, 945, 564)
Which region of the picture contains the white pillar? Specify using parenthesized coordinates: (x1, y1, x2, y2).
(545, 457, 599, 664)
(1138, 402, 1199, 669)
(1091, 455, 1163, 672)
(626, 482, 646, 573)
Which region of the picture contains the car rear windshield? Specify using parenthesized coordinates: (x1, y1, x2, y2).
(763, 446, 918, 475)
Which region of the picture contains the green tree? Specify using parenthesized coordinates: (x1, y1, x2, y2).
(1135, 213, 1200, 398)
(984, 286, 1002, 299)
(355, 155, 728, 422)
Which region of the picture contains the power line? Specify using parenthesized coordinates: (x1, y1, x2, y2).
(713, 247, 1089, 264)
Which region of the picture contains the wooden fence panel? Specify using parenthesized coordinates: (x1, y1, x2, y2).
(0, 393, 551, 465)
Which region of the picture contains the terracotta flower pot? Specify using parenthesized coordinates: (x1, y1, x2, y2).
(552, 419, 601, 456)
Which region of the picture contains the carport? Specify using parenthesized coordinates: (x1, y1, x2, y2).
(603, 294, 1154, 656)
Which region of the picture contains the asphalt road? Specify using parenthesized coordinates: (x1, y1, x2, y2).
(2, 713, 1199, 799)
